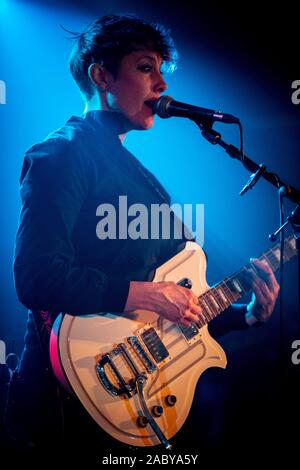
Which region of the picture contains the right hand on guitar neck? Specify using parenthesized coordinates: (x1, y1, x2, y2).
(124, 281, 203, 326)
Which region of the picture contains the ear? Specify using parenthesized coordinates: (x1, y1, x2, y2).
(88, 63, 112, 93)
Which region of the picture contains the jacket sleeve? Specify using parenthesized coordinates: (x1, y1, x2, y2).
(13, 138, 130, 314)
(208, 304, 250, 338)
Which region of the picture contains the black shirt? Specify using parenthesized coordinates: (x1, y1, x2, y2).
(14, 110, 248, 349)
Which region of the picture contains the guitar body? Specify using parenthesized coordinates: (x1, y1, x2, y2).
(50, 241, 227, 447)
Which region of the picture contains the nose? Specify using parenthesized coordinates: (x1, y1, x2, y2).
(154, 72, 168, 94)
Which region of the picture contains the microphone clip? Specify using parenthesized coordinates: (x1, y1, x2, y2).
(194, 118, 221, 145)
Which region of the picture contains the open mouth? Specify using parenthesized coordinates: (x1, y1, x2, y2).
(143, 101, 155, 116)
(144, 99, 156, 110)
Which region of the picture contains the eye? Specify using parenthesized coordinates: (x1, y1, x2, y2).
(138, 64, 153, 73)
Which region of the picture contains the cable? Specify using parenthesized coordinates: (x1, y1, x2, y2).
(237, 120, 245, 166)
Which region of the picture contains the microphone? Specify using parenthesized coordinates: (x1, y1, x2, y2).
(145, 95, 239, 124)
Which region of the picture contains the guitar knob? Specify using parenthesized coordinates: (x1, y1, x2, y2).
(152, 405, 163, 417)
(136, 416, 149, 428)
(165, 394, 177, 407)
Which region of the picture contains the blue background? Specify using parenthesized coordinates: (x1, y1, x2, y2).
(1, 0, 299, 456)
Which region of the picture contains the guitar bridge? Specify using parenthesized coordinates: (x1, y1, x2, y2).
(96, 344, 139, 397)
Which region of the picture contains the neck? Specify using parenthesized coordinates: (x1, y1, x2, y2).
(84, 95, 128, 142)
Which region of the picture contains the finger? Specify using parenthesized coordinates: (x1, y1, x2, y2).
(251, 258, 273, 274)
(257, 272, 279, 295)
(250, 258, 278, 290)
(180, 315, 204, 327)
(250, 260, 279, 294)
(180, 318, 192, 327)
(185, 309, 200, 324)
(254, 279, 275, 304)
(188, 301, 202, 317)
(252, 280, 273, 307)
(180, 309, 200, 325)
(189, 291, 199, 305)
(252, 276, 270, 295)
(251, 286, 267, 309)
(188, 300, 208, 325)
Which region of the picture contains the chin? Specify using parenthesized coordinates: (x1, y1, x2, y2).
(140, 116, 154, 130)
(129, 113, 154, 131)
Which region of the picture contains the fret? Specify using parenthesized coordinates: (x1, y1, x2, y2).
(272, 247, 281, 264)
(259, 254, 272, 270)
(199, 297, 214, 320)
(265, 250, 278, 271)
(202, 309, 213, 325)
(213, 286, 230, 310)
(235, 267, 253, 293)
(222, 279, 240, 303)
(288, 236, 296, 252)
(197, 315, 206, 328)
(284, 238, 295, 260)
(193, 235, 296, 327)
(201, 292, 217, 317)
(227, 277, 243, 295)
(195, 237, 297, 326)
(201, 293, 218, 317)
(205, 290, 219, 318)
(227, 275, 246, 296)
(221, 281, 236, 303)
(201, 312, 210, 325)
(196, 300, 206, 326)
(208, 289, 222, 311)
(208, 291, 222, 312)
(219, 283, 233, 306)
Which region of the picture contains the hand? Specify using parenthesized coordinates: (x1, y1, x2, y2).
(246, 258, 280, 322)
(125, 281, 203, 326)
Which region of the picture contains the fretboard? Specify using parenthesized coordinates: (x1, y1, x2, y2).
(196, 235, 297, 325)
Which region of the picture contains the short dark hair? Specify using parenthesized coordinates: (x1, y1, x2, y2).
(68, 13, 178, 100)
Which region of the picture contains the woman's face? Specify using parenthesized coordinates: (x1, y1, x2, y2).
(106, 50, 168, 130)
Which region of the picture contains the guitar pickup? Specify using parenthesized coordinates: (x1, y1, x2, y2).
(127, 336, 157, 373)
(140, 327, 169, 364)
(178, 322, 199, 341)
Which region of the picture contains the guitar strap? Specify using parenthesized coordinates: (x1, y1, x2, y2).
(30, 309, 56, 369)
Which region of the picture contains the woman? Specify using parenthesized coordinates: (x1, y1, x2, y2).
(7, 13, 279, 460)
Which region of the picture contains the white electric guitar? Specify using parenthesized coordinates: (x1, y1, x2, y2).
(50, 236, 296, 449)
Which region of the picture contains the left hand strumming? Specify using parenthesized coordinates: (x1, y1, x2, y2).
(247, 258, 280, 322)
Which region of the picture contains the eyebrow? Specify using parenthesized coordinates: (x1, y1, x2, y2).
(139, 55, 162, 65)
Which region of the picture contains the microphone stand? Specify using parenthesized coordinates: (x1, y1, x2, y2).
(270, 205, 300, 337)
(195, 120, 300, 205)
(194, 117, 300, 444)
(194, 117, 300, 338)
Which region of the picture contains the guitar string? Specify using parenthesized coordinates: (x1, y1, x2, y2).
(107, 272, 265, 375)
(101, 236, 295, 379)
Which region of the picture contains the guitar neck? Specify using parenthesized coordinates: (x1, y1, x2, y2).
(197, 235, 297, 324)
